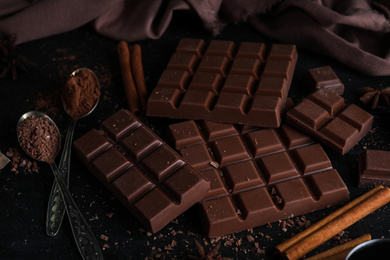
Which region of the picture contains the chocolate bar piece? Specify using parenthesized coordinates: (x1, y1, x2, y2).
(147, 39, 298, 127)
(306, 66, 344, 95)
(167, 120, 349, 237)
(0, 151, 10, 170)
(359, 150, 390, 188)
(286, 91, 373, 154)
(73, 109, 210, 233)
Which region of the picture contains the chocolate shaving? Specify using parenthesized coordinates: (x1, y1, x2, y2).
(5, 147, 39, 174)
(17, 115, 60, 162)
(192, 240, 233, 260)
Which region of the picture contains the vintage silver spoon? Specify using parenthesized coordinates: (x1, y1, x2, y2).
(46, 68, 100, 237)
(17, 111, 103, 260)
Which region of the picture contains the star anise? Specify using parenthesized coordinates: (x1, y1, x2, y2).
(359, 86, 390, 109)
(0, 31, 36, 80)
(191, 239, 233, 260)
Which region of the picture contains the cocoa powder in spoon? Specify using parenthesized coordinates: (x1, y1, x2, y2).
(62, 69, 100, 118)
(17, 115, 60, 162)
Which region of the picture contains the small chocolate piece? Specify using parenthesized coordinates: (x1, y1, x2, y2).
(358, 150, 390, 188)
(306, 66, 344, 95)
(73, 109, 210, 233)
(286, 91, 373, 154)
(0, 151, 10, 170)
(147, 39, 298, 127)
(167, 120, 349, 237)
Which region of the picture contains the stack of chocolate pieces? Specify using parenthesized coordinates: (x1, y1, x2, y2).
(74, 39, 374, 236)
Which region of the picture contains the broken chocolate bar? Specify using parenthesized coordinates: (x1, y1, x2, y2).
(167, 120, 349, 237)
(359, 149, 390, 188)
(286, 91, 373, 154)
(73, 109, 210, 233)
(306, 66, 344, 95)
(147, 38, 298, 127)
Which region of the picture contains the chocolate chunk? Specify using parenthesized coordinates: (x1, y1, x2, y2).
(73, 109, 210, 233)
(0, 151, 10, 170)
(358, 149, 390, 188)
(286, 91, 373, 154)
(147, 39, 298, 127)
(167, 120, 349, 237)
(306, 66, 344, 95)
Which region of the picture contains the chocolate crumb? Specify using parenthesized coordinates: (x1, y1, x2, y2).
(6, 147, 40, 174)
(100, 234, 109, 241)
(210, 161, 219, 169)
(193, 239, 232, 259)
(105, 212, 114, 218)
(246, 235, 255, 242)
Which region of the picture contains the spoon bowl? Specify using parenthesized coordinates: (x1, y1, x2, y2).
(62, 68, 101, 120)
(17, 111, 103, 260)
(17, 111, 61, 163)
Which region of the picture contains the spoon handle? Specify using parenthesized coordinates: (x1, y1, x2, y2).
(46, 120, 76, 237)
(49, 162, 103, 260)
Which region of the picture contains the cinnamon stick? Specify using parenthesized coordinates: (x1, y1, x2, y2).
(131, 44, 148, 112)
(305, 234, 371, 260)
(276, 185, 382, 254)
(117, 41, 141, 115)
(279, 186, 390, 260)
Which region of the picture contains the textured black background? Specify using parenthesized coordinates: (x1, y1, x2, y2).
(1, 11, 390, 259)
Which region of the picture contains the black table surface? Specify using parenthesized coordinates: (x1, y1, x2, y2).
(1, 11, 390, 260)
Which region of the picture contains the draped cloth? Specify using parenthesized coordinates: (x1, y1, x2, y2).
(1, 0, 390, 76)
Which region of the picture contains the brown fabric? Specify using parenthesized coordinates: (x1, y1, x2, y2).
(1, 0, 390, 76)
(246, 0, 390, 76)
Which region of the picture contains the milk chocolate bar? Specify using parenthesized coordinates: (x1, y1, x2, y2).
(167, 120, 349, 237)
(147, 38, 298, 127)
(306, 66, 344, 95)
(73, 109, 210, 233)
(359, 150, 390, 188)
(286, 91, 373, 154)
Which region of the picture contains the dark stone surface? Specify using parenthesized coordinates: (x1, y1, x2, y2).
(1, 10, 390, 260)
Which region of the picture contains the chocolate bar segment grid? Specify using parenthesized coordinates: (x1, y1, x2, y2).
(167, 120, 349, 237)
(147, 39, 298, 127)
(286, 91, 373, 154)
(73, 109, 210, 233)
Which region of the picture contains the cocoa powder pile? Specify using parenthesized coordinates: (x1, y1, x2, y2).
(17, 115, 60, 162)
(62, 68, 100, 118)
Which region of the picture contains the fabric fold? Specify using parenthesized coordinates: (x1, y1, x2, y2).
(1, 0, 390, 76)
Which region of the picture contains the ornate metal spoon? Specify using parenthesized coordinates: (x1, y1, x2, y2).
(17, 111, 103, 260)
(46, 68, 100, 237)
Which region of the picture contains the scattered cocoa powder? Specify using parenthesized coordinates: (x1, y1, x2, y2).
(17, 115, 60, 162)
(62, 68, 100, 118)
(35, 90, 62, 117)
(5, 147, 39, 174)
